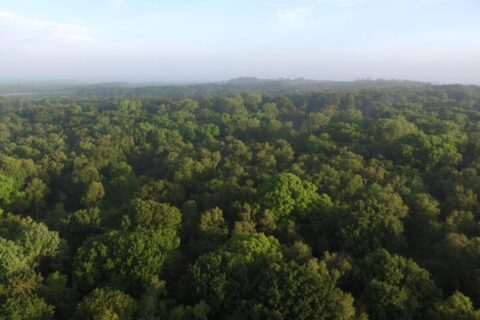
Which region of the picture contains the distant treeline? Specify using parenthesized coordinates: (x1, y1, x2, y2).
(0, 78, 447, 99)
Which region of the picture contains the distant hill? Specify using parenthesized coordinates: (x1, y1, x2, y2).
(71, 78, 430, 99)
(0, 82, 81, 96)
(2, 78, 476, 99)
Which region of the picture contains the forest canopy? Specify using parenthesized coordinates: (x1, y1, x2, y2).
(1, 84, 480, 319)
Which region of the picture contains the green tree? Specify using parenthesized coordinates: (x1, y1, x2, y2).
(0, 294, 54, 320)
(74, 230, 180, 295)
(253, 260, 355, 319)
(0, 237, 38, 296)
(24, 178, 48, 219)
(81, 181, 105, 207)
(354, 249, 440, 320)
(259, 173, 321, 219)
(340, 185, 408, 255)
(181, 233, 281, 314)
(198, 207, 228, 241)
(60, 207, 102, 249)
(428, 292, 480, 320)
(390, 132, 461, 170)
(0, 214, 60, 268)
(0, 173, 27, 211)
(38, 272, 76, 319)
(74, 287, 137, 320)
(124, 198, 181, 231)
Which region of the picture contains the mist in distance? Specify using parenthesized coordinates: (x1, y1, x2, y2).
(1, 0, 479, 84)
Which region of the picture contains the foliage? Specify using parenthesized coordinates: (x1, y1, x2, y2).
(0, 85, 480, 318)
(259, 172, 322, 219)
(74, 287, 137, 320)
(353, 249, 440, 319)
(74, 229, 180, 295)
(0, 294, 54, 320)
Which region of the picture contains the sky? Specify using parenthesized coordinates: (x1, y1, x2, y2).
(0, 0, 479, 83)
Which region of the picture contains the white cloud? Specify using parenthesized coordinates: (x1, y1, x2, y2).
(0, 10, 95, 45)
(277, 6, 315, 26)
(277, 5, 352, 28)
(415, 0, 449, 6)
(109, 0, 124, 8)
(313, 0, 369, 6)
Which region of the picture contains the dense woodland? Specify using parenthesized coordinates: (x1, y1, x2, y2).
(0, 78, 425, 98)
(2, 84, 480, 319)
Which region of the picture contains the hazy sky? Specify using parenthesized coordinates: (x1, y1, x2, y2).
(0, 0, 479, 83)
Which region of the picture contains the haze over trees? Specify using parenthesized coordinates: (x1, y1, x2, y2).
(1, 83, 480, 319)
